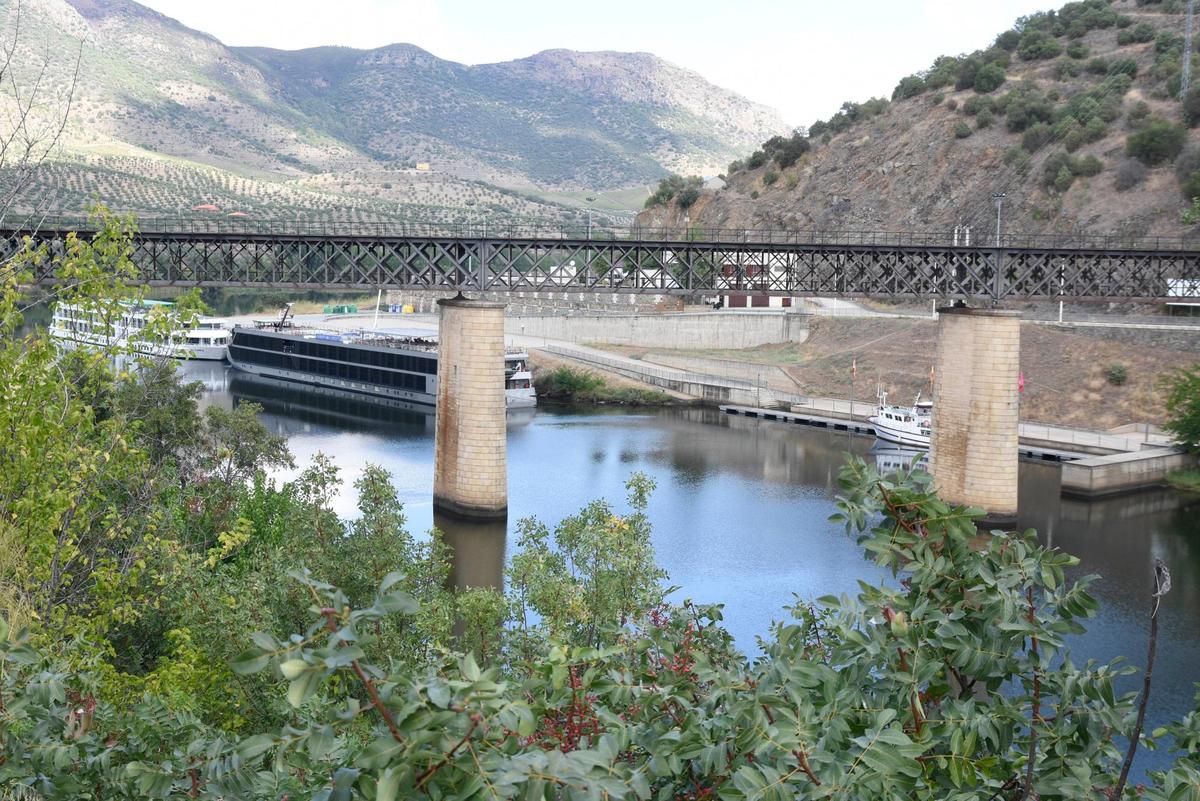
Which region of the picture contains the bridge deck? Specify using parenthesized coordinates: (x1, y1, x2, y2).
(4, 225, 1199, 302)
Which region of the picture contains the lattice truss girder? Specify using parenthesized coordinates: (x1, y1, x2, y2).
(6, 230, 1200, 301)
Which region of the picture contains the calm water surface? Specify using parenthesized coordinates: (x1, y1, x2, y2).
(185, 361, 1200, 772)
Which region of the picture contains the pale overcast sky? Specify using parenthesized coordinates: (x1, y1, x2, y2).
(138, 0, 1057, 125)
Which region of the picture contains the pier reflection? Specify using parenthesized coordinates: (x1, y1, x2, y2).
(434, 510, 507, 594)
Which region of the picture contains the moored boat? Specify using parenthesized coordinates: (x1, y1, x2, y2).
(868, 389, 932, 448)
(226, 325, 536, 409)
(50, 300, 231, 361)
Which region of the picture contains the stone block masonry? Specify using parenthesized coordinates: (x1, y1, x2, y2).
(506, 311, 808, 349)
(433, 297, 508, 520)
(929, 307, 1022, 524)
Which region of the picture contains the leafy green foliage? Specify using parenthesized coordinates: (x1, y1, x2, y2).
(1162, 363, 1200, 450)
(1023, 122, 1053, 152)
(7, 454, 1200, 800)
(1182, 87, 1200, 128)
(643, 174, 703, 209)
(1105, 362, 1129, 385)
(974, 62, 1007, 93)
(1117, 21, 1157, 45)
(1018, 30, 1063, 60)
(953, 121, 972, 139)
(1127, 118, 1188, 165)
(534, 366, 673, 406)
(1181, 196, 1200, 224)
(1042, 151, 1104, 190)
(1002, 84, 1056, 133)
(760, 131, 812, 168)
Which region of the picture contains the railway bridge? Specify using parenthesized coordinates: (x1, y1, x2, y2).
(5, 221, 1200, 303)
(7, 219, 1200, 525)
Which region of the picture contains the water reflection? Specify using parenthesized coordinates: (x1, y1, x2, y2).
(228, 371, 436, 438)
(435, 511, 507, 593)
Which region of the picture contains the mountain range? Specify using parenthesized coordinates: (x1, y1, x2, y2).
(0, 0, 788, 223)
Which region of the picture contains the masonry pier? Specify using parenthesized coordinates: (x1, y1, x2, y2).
(433, 297, 509, 520)
(930, 307, 1022, 526)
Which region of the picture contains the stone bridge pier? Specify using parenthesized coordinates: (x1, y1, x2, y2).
(433, 296, 508, 520)
(930, 307, 1022, 527)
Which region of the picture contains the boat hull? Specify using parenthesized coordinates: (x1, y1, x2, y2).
(868, 416, 931, 448)
(228, 354, 536, 410)
(50, 330, 227, 362)
(227, 359, 438, 407)
(180, 344, 229, 361)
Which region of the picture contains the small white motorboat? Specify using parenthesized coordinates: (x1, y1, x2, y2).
(868, 389, 932, 448)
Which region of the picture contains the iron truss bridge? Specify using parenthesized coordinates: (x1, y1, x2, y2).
(5, 222, 1200, 302)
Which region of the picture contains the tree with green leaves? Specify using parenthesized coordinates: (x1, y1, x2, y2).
(1162, 363, 1200, 451)
(4, 456, 1197, 800)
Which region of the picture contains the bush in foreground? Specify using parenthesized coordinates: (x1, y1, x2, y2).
(3, 457, 1197, 799)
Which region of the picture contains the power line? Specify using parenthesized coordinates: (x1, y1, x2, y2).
(1183, 0, 1195, 99)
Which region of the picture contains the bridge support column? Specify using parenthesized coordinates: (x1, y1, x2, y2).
(433, 296, 508, 520)
(930, 307, 1021, 527)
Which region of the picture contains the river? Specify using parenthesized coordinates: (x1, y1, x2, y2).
(188, 360, 1200, 771)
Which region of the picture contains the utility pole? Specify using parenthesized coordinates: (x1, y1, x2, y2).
(1184, 0, 1196, 100)
(991, 193, 1007, 306)
(992, 193, 1006, 247)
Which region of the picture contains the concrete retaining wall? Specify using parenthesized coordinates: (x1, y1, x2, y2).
(1061, 448, 1195, 497)
(509, 312, 808, 349)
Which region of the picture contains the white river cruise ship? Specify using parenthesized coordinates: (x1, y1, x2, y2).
(50, 300, 231, 360)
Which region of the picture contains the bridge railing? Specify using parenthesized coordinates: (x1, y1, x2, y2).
(9, 215, 1200, 252)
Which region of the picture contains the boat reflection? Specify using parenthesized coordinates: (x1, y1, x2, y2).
(870, 440, 929, 474)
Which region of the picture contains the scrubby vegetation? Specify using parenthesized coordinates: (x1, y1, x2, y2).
(643, 174, 703, 210)
(534, 365, 676, 405)
(1165, 467, 1200, 491)
(718, 0, 1200, 228)
(1163, 362, 1200, 450)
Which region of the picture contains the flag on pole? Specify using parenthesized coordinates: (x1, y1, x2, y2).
(851, 356, 857, 378)
(1018, 371, 1026, 394)
(929, 365, 935, 386)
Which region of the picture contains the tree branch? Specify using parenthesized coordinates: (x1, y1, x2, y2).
(1113, 559, 1170, 800)
(319, 608, 406, 746)
(1019, 587, 1040, 801)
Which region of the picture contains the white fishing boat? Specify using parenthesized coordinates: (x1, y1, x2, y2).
(50, 300, 231, 361)
(504, 351, 536, 408)
(868, 389, 932, 448)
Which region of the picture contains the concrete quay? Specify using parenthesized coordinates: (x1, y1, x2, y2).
(719, 403, 1195, 498)
(1060, 448, 1196, 497)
